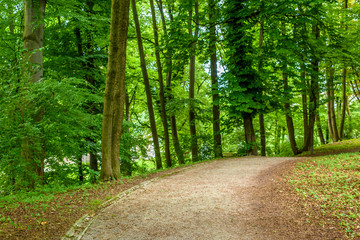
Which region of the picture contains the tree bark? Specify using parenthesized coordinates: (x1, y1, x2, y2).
(149, 0, 171, 168)
(23, 0, 47, 184)
(188, 0, 199, 162)
(282, 22, 299, 155)
(339, 67, 347, 139)
(327, 65, 340, 142)
(284, 71, 300, 155)
(243, 115, 258, 156)
(316, 113, 326, 145)
(303, 22, 320, 154)
(209, 0, 222, 158)
(100, 0, 130, 180)
(23, 0, 46, 83)
(258, 21, 266, 156)
(301, 65, 309, 144)
(339, 0, 348, 139)
(259, 114, 266, 156)
(78, 156, 84, 182)
(131, 0, 163, 169)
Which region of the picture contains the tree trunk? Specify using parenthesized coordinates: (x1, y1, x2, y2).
(188, 0, 199, 162)
(243, 115, 258, 156)
(327, 65, 340, 142)
(209, 0, 222, 158)
(339, 67, 347, 139)
(301, 65, 309, 144)
(78, 156, 84, 182)
(131, 0, 162, 169)
(258, 20, 266, 157)
(282, 21, 299, 155)
(149, 0, 171, 168)
(23, 0, 47, 184)
(274, 114, 279, 155)
(100, 0, 130, 180)
(259, 114, 266, 156)
(316, 113, 326, 145)
(157, 0, 184, 164)
(303, 22, 320, 154)
(24, 0, 46, 83)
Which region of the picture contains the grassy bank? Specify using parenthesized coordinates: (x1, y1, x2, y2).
(288, 140, 360, 238)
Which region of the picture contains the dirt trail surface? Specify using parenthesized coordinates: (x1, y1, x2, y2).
(81, 156, 312, 240)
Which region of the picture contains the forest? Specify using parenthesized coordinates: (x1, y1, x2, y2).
(0, 0, 359, 191)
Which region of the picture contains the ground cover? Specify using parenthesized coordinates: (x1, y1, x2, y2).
(288, 140, 360, 238)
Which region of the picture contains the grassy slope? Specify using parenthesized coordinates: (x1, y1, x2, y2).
(288, 139, 360, 238)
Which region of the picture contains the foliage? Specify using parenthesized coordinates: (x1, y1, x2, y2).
(0, 64, 101, 192)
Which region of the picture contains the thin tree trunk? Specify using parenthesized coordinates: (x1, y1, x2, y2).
(282, 21, 299, 155)
(243, 115, 258, 156)
(259, 114, 266, 156)
(209, 0, 222, 158)
(258, 21, 266, 156)
(316, 113, 326, 145)
(301, 64, 309, 143)
(327, 65, 340, 142)
(157, 0, 184, 165)
(339, 0, 348, 139)
(149, 0, 171, 167)
(100, 0, 130, 180)
(303, 22, 320, 154)
(78, 156, 84, 182)
(188, 0, 199, 162)
(339, 67, 347, 139)
(284, 71, 299, 155)
(132, 0, 162, 169)
(274, 114, 279, 155)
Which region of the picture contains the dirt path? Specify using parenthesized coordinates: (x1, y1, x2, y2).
(81, 156, 304, 240)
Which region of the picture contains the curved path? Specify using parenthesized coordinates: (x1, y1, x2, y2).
(81, 157, 293, 240)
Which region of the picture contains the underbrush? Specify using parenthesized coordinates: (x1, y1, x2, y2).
(288, 152, 360, 238)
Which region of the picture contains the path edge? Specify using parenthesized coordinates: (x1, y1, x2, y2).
(61, 162, 209, 240)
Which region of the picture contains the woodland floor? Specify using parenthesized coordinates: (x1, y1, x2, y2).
(3, 148, 358, 240)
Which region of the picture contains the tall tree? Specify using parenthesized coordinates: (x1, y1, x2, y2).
(224, 0, 261, 156)
(282, 21, 300, 155)
(327, 64, 340, 142)
(188, 0, 200, 162)
(149, 0, 171, 167)
(303, 20, 320, 153)
(23, 0, 47, 183)
(156, 0, 185, 164)
(209, 0, 222, 158)
(258, 20, 266, 157)
(131, 0, 163, 169)
(339, 0, 348, 139)
(100, 0, 130, 180)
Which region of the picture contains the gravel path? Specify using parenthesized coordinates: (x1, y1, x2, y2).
(81, 157, 293, 240)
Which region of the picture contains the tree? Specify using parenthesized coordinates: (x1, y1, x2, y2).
(223, 0, 263, 156)
(100, 0, 131, 180)
(23, 0, 47, 184)
(188, 0, 200, 161)
(149, 0, 171, 167)
(209, 0, 223, 158)
(131, 0, 163, 169)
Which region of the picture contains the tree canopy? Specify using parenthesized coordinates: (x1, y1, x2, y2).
(0, 0, 360, 191)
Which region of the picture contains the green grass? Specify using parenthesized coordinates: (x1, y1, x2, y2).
(289, 152, 360, 237)
(298, 139, 360, 156)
